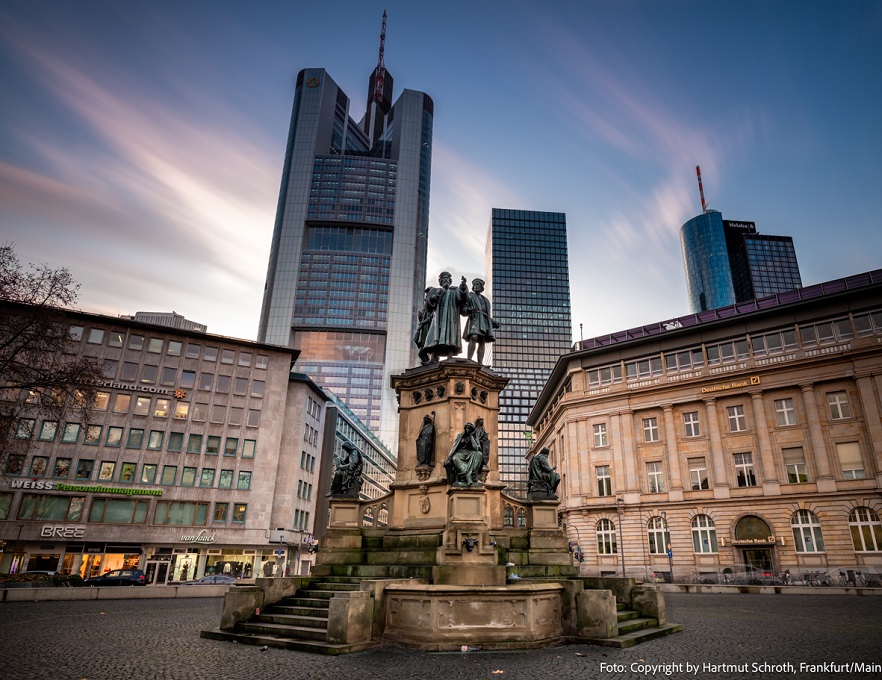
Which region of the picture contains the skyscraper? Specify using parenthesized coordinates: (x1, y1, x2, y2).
(485, 209, 572, 496)
(680, 212, 802, 313)
(258, 20, 433, 449)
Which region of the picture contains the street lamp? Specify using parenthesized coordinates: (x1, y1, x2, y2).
(661, 510, 674, 583)
(615, 498, 625, 578)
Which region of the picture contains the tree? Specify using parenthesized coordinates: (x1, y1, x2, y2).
(0, 244, 105, 469)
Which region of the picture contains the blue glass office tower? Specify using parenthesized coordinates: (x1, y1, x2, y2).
(681, 212, 801, 313)
(486, 209, 572, 497)
(258, 64, 433, 450)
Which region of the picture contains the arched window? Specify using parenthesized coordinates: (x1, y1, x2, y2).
(503, 504, 514, 527)
(362, 507, 373, 527)
(691, 515, 718, 553)
(377, 504, 389, 527)
(791, 509, 825, 553)
(648, 516, 670, 555)
(596, 519, 617, 554)
(516, 508, 527, 528)
(849, 507, 882, 552)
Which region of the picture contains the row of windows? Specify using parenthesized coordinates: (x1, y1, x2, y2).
(100, 364, 265, 397)
(588, 508, 882, 556)
(0, 494, 247, 526)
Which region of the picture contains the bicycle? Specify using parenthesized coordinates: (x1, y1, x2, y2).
(804, 570, 832, 586)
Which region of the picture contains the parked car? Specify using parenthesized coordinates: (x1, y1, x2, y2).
(85, 569, 147, 586)
(21, 570, 59, 575)
(180, 575, 237, 585)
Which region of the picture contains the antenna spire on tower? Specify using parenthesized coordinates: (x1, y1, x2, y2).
(695, 165, 708, 214)
(372, 10, 387, 104)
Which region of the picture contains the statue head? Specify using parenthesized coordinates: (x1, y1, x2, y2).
(538, 446, 550, 458)
(475, 417, 484, 428)
(472, 278, 485, 293)
(463, 422, 475, 434)
(423, 414, 432, 424)
(438, 271, 452, 288)
(342, 442, 357, 456)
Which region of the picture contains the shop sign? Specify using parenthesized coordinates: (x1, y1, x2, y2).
(179, 530, 217, 544)
(7, 479, 162, 497)
(94, 380, 171, 396)
(701, 376, 760, 395)
(731, 536, 776, 546)
(40, 525, 85, 539)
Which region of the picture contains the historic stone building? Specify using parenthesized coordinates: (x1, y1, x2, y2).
(528, 270, 882, 581)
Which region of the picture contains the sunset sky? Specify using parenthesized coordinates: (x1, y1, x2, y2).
(2, 1, 881, 343)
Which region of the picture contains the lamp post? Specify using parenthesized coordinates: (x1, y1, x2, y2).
(661, 510, 674, 583)
(616, 498, 626, 578)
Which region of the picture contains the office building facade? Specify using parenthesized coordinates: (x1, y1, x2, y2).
(529, 270, 882, 581)
(257, 59, 433, 451)
(681, 213, 802, 313)
(486, 209, 572, 496)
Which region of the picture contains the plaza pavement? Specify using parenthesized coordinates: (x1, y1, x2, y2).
(0, 592, 880, 680)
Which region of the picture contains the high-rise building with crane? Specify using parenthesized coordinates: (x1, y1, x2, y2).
(258, 13, 433, 450)
(680, 166, 802, 313)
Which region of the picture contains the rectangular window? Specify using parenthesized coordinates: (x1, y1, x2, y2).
(827, 392, 852, 420)
(15, 418, 35, 439)
(198, 373, 213, 390)
(247, 410, 261, 427)
(181, 370, 196, 389)
(643, 417, 659, 443)
(174, 402, 189, 419)
(192, 403, 207, 421)
(62, 423, 81, 443)
(120, 462, 137, 483)
(181, 467, 197, 486)
(168, 432, 184, 452)
(128, 334, 144, 352)
(224, 438, 238, 457)
(233, 377, 248, 396)
(204, 346, 218, 362)
(154, 398, 170, 417)
(255, 354, 269, 369)
(107, 331, 124, 347)
(52, 457, 72, 478)
(18, 494, 85, 522)
(218, 469, 234, 489)
(242, 440, 256, 459)
(683, 412, 700, 438)
(251, 380, 265, 398)
(120, 362, 138, 381)
(186, 434, 203, 454)
(160, 465, 177, 486)
(688, 457, 708, 490)
(213, 502, 229, 523)
(101, 359, 117, 379)
(38, 421, 58, 441)
(113, 394, 131, 413)
(216, 375, 230, 393)
(30, 456, 49, 477)
(664, 347, 704, 373)
(140, 365, 158, 384)
(596, 465, 611, 496)
(206, 436, 221, 455)
(221, 349, 235, 364)
(98, 461, 116, 481)
(237, 471, 251, 490)
(160, 367, 177, 386)
(75, 459, 94, 480)
(126, 428, 144, 449)
(167, 340, 182, 356)
(774, 398, 797, 426)
(140, 464, 157, 484)
(84, 424, 102, 445)
(647, 461, 665, 493)
(94, 391, 110, 410)
(593, 424, 608, 447)
(200, 468, 215, 487)
(134, 396, 151, 416)
(5, 455, 24, 476)
(232, 503, 247, 523)
(147, 430, 164, 450)
(238, 352, 252, 367)
(106, 426, 123, 447)
(69, 325, 84, 341)
(625, 356, 663, 381)
(782, 447, 808, 483)
(836, 442, 865, 479)
(147, 338, 163, 353)
(734, 452, 757, 487)
(88, 498, 149, 524)
(727, 405, 747, 432)
(211, 404, 226, 423)
(229, 407, 243, 426)
(153, 501, 209, 526)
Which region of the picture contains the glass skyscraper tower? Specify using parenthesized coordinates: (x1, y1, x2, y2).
(258, 53, 433, 449)
(485, 209, 572, 497)
(681, 212, 802, 313)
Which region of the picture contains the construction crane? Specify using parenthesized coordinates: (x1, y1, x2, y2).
(695, 165, 708, 214)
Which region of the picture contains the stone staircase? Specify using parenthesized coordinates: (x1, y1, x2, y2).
(582, 601, 683, 648)
(201, 576, 376, 655)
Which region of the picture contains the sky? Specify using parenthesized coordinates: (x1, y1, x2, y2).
(1, 0, 881, 344)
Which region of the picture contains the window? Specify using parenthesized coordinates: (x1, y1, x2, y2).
(181, 467, 197, 486)
(126, 428, 144, 449)
(120, 362, 138, 381)
(153, 501, 208, 526)
(596, 519, 617, 555)
(221, 349, 235, 364)
(106, 426, 123, 447)
(38, 421, 58, 441)
(168, 432, 184, 452)
(791, 509, 825, 553)
(255, 354, 269, 369)
(192, 403, 207, 421)
(204, 346, 218, 361)
(134, 396, 151, 416)
(69, 325, 84, 341)
(211, 405, 226, 423)
(84, 425, 102, 445)
(216, 375, 231, 394)
(0, 493, 10, 520)
(247, 409, 261, 427)
(140, 464, 157, 484)
(52, 458, 72, 478)
(186, 434, 203, 454)
(87, 328, 105, 344)
(647, 517, 670, 555)
(593, 424, 608, 447)
(691, 515, 718, 553)
(625, 356, 663, 381)
(206, 436, 220, 455)
(101, 360, 117, 379)
(213, 502, 229, 523)
(229, 407, 243, 426)
(120, 462, 137, 483)
(30, 456, 49, 477)
(774, 398, 797, 426)
(238, 351, 252, 367)
(232, 503, 247, 523)
(147, 338, 163, 353)
(705, 338, 750, 365)
(643, 417, 659, 443)
(98, 461, 115, 481)
(154, 399, 170, 417)
(782, 447, 808, 483)
(173, 402, 189, 419)
(827, 392, 851, 420)
(160, 367, 177, 386)
(224, 438, 239, 457)
(5, 455, 24, 475)
(727, 405, 747, 432)
(664, 347, 704, 373)
(242, 440, 256, 459)
(237, 471, 251, 490)
(15, 418, 35, 439)
(200, 469, 215, 487)
(233, 377, 248, 396)
(596, 465, 611, 496)
(198, 373, 213, 390)
(181, 371, 196, 389)
(848, 508, 882, 552)
(167, 340, 182, 356)
(60, 423, 80, 443)
(683, 412, 700, 438)
(733, 452, 756, 487)
(251, 380, 265, 398)
(88, 498, 149, 524)
(836, 442, 865, 479)
(113, 394, 131, 413)
(147, 430, 164, 450)
(750, 329, 798, 357)
(800, 318, 853, 347)
(140, 365, 158, 384)
(107, 331, 124, 347)
(647, 461, 665, 493)
(853, 311, 882, 337)
(18, 494, 85, 521)
(218, 470, 234, 489)
(94, 391, 110, 410)
(75, 459, 94, 480)
(587, 363, 622, 387)
(160, 466, 177, 486)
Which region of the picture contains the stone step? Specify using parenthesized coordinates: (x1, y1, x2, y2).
(616, 609, 640, 622)
(280, 597, 330, 609)
(255, 613, 328, 629)
(200, 628, 377, 656)
(617, 616, 660, 635)
(271, 604, 330, 617)
(298, 589, 337, 600)
(583, 622, 684, 648)
(311, 581, 361, 592)
(236, 621, 328, 641)
(309, 576, 363, 585)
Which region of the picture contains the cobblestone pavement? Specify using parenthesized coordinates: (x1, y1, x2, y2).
(0, 593, 880, 680)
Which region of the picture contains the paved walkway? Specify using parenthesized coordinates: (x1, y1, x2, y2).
(1, 593, 880, 679)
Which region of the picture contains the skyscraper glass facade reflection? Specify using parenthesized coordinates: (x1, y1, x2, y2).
(485, 209, 572, 497)
(681, 213, 802, 313)
(258, 64, 433, 450)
